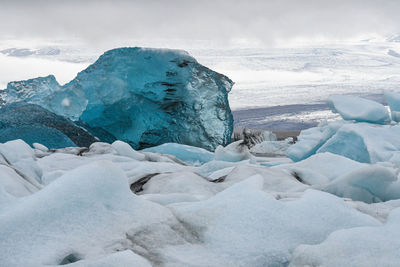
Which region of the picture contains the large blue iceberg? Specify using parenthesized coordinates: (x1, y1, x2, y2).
(1, 47, 234, 150)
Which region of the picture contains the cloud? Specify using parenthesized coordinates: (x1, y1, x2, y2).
(1, 0, 399, 47)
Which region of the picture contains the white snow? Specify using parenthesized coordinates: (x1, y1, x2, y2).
(1, 92, 400, 265)
(290, 207, 400, 267)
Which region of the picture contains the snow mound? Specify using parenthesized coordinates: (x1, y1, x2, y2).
(327, 95, 390, 124)
(0, 160, 175, 266)
(290, 207, 400, 266)
(169, 178, 379, 266)
(324, 165, 398, 203)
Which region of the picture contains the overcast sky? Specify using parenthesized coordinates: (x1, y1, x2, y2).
(1, 0, 400, 47)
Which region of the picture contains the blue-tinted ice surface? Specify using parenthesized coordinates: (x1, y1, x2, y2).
(142, 143, 214, 165)
(288, 122, 400, 163)
(0, 102, 97, 148)
(0, 75, 60, 105)
(1, 47, 234, 151)
(327, 95, 390, 124)
(287, 95, 400, 163)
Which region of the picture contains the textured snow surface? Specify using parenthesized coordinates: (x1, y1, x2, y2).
(0, 132, 399, 266)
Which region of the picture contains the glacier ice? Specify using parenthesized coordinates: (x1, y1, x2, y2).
(384, 90, 400, 122)
(286, 121, 344, 162)
(0, 75, 60, 105)
(327, 95, 390, 124)
(287, 120, 400, 163)
(1, 47, 234, 151)
(317, 123, 400, 163)
(0, 102, 97, 148)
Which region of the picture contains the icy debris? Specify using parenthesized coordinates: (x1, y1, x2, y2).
(327, 95, 390, 124)
(250, 138, 293, 156)
(384, 90, 400, 122)
(233, 128, 277, 148)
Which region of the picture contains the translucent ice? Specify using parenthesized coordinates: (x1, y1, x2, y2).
(327, 95, 390, 124)
(317, 123, 400, 163)
(0, 102, 96, 148)
(2, 48, 233, 151)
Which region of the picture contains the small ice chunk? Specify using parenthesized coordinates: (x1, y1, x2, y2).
(286, 121, 344, 162)
(327, 95, 390, 124)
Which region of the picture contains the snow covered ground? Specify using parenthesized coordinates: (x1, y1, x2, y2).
(2, 94, 400, 266)
(2, 38, 400, 129)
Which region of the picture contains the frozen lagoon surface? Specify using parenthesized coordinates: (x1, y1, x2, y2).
(2, 94, 400, 266)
